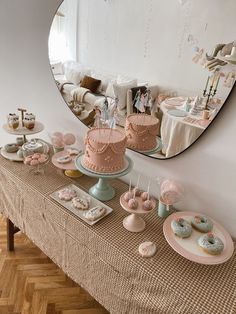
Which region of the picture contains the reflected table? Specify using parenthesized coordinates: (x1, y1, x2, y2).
(160, 99, 208, 157)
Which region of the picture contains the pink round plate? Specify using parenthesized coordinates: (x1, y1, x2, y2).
(52, 150, 78, 170)
(163, 211, 234, 265)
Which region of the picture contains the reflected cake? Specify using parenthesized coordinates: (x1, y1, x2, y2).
(83, 128, 127, 173)
(125, 114, 159, 151)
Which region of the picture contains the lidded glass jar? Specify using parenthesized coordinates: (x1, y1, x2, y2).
(22, 139, 49, 157)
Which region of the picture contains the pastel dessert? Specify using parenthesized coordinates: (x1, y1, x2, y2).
(132, 187, 142, 197)
(124, 191, 133, 202)
(23, 113, 35, 130)
(171, 218, 192, 238)
(83, 128, 127, 173)
(4, 143, 19, 153)
(72, 197, 90, 210)
(84, 206, 106, 221)
(138, 242, 157, 258)
(67, 148, 80, 156)
(191, 215, 213, 233)
(24, 153, 48, 166)
(57, 155, 72, 164)
(125, 114, 159, 151)
(143, 200, 153, 211)
(141, 191, 149, 201)
(7, 113, 19, 129)
(198, 232, 224, 255)
(58, 188, 77, 201)
(128, 198, 138, 210)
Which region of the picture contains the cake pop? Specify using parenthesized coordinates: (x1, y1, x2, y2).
(128, 185, 138, 210)
(141, 191, 149, 201)
(142, 180, 153, 211)
(143, 200, 153, 211)
(124, 192, 133, 202)
(128, 198, 138, 210)
(133, 187, 142, 197)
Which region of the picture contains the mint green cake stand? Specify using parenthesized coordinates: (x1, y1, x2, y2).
(75, 155, 133, 201)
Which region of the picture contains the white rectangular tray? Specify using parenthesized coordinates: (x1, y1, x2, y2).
(50, 184, 113, 226)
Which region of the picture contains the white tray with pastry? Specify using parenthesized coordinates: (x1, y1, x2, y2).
(50, 184, 113, 226)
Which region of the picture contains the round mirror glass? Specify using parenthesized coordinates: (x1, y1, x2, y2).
(49, 0, 236, 159)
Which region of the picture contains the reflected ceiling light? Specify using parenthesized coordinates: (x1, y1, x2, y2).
(56, 11, 65, 17)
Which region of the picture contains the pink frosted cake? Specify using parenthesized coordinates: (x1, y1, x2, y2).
(83, 128, 127, 173)
(125, 114, 159, 151)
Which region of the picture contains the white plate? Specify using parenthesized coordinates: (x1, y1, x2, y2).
(163, 211, 234, 265)
(0, 147, 23, 162)
(165, 97, 185, 106)
(50, 184, 113, 226)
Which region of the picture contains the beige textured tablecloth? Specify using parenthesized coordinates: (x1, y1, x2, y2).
(160, 102, 204, 157)
(0, 156, 236, 314)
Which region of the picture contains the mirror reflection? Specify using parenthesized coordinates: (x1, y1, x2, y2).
(49, 0, 235, 159)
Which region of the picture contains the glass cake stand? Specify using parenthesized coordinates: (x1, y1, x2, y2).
(75, 154, 133, 201)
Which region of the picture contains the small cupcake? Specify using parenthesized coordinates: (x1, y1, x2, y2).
(23, 113, 36, 130)
(7, 113, 19, 129)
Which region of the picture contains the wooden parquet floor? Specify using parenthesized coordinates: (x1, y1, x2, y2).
(0, 216, 109, 314)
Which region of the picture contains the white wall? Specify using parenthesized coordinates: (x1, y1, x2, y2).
(77, 0, 235, 98)
(0, 0, 236, 237)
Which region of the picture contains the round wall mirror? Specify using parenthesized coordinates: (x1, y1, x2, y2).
(49, 0, 236, 159)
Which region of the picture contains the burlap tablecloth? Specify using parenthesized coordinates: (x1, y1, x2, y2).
(0, 155, 235, 314)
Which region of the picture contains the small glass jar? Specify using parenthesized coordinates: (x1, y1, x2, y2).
(22, 139, 49, 175)
(22, 139, 49, 157)
(7, 113, 19, 129)
(23, 113, 36, 130)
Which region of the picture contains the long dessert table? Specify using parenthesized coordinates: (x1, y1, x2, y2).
(0, 155, 236, 314)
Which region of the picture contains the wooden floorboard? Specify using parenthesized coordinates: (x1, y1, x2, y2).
(0, 216, 109, 314)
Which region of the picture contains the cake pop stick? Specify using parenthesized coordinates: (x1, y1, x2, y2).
(147, 180, 150, 200)
(129, 178, 132, 192)
(136, 174, 141, 189)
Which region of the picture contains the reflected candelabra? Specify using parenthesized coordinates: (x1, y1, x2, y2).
(203, 71, 220, 109)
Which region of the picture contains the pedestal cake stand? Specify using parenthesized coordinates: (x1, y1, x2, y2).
(75, 154, 133, 201)
(136, 137, 163, 156)
(3, 122, 44, 143)
(1, 122, 44, 162)
(120, 192, 157, 233)
(52, 151, 83, 178)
